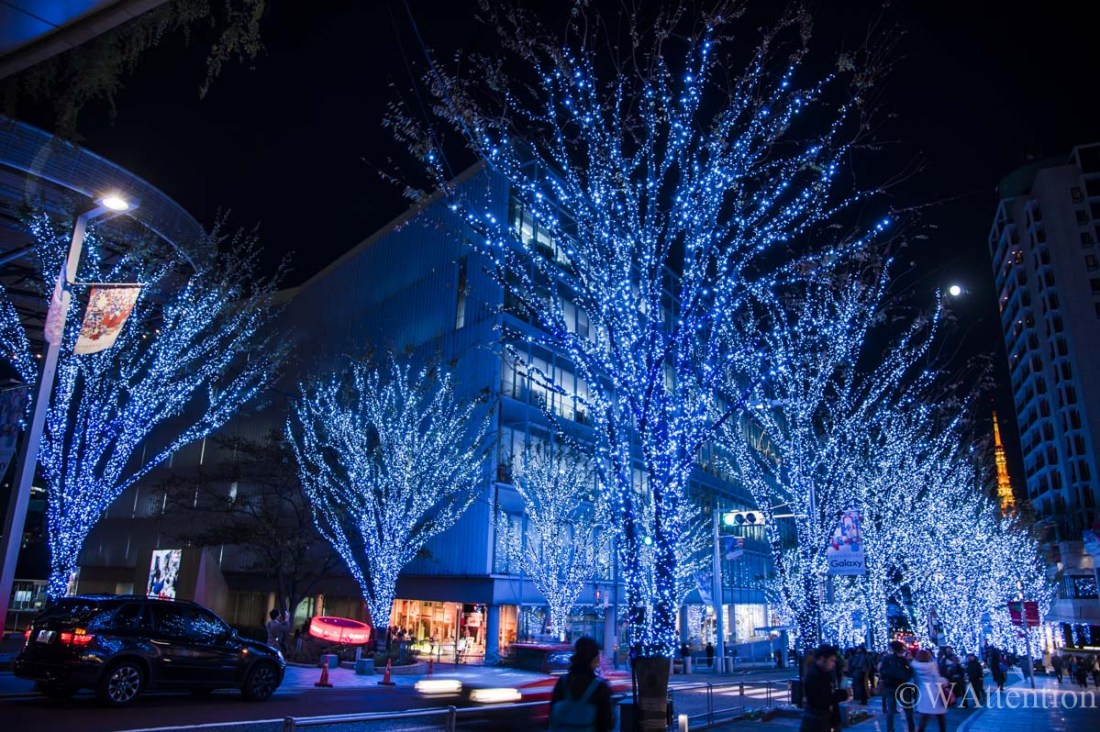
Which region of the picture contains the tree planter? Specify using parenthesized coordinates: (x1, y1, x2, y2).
(632, 656, 671, 731)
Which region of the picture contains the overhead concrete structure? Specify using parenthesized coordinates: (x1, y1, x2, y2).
(0, 1, 173, 81)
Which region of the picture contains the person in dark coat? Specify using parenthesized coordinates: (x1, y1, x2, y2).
(800, 645, 850, 732)
(850, 647, 869, 705)
(1051, 652, 1063, 683)
(549, 636, 614, 732)
(706, 642, 716, 668)
(963, 654, 984, 707)
(878, 641, 915, 732)
(944, 654, 965, 706)
(989, 648, 1007, 692)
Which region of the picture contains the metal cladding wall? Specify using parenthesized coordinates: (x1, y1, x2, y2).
(280, 168, 509, 581)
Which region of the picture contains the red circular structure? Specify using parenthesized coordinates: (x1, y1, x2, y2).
(308, 616, 372, 645)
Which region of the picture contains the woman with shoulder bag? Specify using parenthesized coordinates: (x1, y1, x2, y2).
(549, 636, 614, 732)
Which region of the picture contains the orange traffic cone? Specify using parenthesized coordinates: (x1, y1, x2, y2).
(315, 661, 333, 688)
(378, 657, 395, 686)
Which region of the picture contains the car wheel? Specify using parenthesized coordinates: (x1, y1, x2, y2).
(241, 662, 279, 701)
(35, 681, 76, 701)
(97, 660, 144, 706)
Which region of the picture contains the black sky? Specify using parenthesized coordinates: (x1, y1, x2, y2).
(16, 0, 1100, 485)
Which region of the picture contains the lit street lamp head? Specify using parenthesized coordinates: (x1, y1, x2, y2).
(99, 193, 133, 212)
(947, 284, 963, 297)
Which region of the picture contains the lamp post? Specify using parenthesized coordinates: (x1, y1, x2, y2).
(0, 195, 136, 630)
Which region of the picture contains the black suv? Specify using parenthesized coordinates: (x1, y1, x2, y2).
(14, 595, 285, 706)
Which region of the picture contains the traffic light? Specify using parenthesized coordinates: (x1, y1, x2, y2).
(722, 510, 765, 528)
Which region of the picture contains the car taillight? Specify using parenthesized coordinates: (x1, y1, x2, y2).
(59, 629, 95, 646)
(23, 627, 32, 644)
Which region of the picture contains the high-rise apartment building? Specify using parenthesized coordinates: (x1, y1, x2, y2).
(989, 144, 1100, 650)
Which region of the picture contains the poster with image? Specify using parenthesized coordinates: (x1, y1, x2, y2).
(146, 549, 182, 599)
(826, 508, 865, 575)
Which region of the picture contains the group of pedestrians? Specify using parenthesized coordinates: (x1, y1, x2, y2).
(801, 641, 998, 732)
(1050, 651, 1100, 687)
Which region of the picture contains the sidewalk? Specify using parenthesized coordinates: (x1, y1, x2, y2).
(704, 672, 1099, 732)
(958, 674, 1099, 732)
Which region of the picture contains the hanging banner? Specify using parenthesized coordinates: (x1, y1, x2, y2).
(44, 278, 67, 345)
(1008, 600, 1041, 627)
(826, 508, 865, 575)
(74, 285, 142, 355)
(0, 387, 29, 480)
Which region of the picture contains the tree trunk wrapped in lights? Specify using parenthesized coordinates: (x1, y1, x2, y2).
(287, 356, 490, 654)
(392, 6, 888, 685)
(496, 437, 611, 640)
(1, 213, 283, 599)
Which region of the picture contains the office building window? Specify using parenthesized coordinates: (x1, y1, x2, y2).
(1083, 232, 1095, 247)
(455, 257, 468, 330)
(1087, 254, 1100, 271)
(1077, 209, 1090, 225)
(1072, 186, 1084, 203)
(1092, 278, 1100, 294)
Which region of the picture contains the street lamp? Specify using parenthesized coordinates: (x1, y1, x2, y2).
(0, 194, 138, 629)
(947, 284, 963, 298)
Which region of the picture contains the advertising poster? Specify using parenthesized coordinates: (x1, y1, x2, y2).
(826, 508, 866, 575)
(147, 548, 182, 599)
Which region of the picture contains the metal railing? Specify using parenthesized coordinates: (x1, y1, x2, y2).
(274, 682, 791, 732)
(281, 700, 548, 732)
(668, 678, 793, 727)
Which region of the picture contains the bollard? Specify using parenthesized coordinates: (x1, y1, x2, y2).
(678, 713, 690, 732)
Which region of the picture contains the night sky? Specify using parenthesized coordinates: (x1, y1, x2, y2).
(15, 0, 1100, 483)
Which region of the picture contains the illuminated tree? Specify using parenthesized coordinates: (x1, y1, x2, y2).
(496, 437, 611, 640)
(287, 356, 489, 651)
(0, 292, 35, 388)
(395, 5, 887, 669)
(2, 214, 283, 599)
(720, 260, 940, 651)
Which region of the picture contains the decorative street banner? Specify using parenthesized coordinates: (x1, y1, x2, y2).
(827, 508, 866, 575)
(74, 284, 142, 355)
(0, 386, 29, 481)
(44, 278, 66, 345)
(1008, 600, 1041, 627)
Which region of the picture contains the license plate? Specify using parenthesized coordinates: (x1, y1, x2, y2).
(35, 630, 55, 643)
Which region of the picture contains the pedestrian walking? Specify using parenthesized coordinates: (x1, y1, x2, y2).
(1090, 655, 1100, 688)
(706, 642, 715, 669)
(912, 649, 948, 732)
(879, 641, 916, 732)
(549, 636, 613, 732)
(1074, 656, 1089, 687)
(850, 646, 869, 705)
(800, 645, 850, 732)
(963, 654, 984, 707)
(1051, 652, 1063, 683)
(990, 651, 1007, 692)
(266, 609, 286, 650)
(944, 654, 964, 706)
